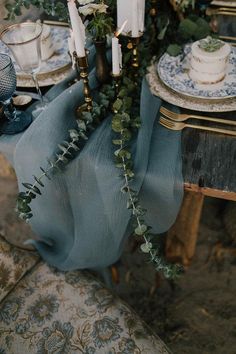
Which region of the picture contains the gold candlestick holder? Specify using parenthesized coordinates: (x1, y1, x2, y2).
(149, 0, 158, 46)
(112, 72, 122, 101)
(131, 37, 140, 69)
(74, 52, 93, 114)
(126, 35, 142, 82)
(150, 0, 158, 18)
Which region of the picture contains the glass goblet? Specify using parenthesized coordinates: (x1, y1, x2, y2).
(0, 53, 32, 135)
(0, 22, 48, 114)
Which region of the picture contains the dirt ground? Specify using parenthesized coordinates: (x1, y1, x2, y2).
(0, 175, 236, 354)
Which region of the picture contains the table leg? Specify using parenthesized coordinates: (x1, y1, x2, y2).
(166, 191, 204, 267)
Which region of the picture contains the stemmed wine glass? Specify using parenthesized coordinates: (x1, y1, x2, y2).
(0, 53, 32, 134)
(0, 22, 48, 114)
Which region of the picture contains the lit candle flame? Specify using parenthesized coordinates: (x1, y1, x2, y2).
(115, 20, 128, 37)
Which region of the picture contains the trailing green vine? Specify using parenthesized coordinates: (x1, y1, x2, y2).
(5, 0, 68, 21)
(111, 76, 182, 279)
(16, 86, 114, 223)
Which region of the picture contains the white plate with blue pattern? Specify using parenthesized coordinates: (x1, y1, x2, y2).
(157, 44, 236, 100)
(0, 25, 71, 87)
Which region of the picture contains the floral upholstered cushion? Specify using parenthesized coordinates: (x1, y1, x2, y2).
(0, 235, 40, 302)
(0, 262, 171, 354)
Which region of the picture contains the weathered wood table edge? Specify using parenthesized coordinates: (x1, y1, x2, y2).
(167, 119, 236, 266)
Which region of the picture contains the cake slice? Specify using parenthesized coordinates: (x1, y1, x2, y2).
(189, 36, 231, 84)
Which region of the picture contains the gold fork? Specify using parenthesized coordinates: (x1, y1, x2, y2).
(160, 106, 236, 127)
(159, 116, 236, 136)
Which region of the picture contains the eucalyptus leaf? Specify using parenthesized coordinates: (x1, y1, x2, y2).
(121, 185, 128, 193)
(78, 132, 88, 140)
(58, 144, 71, 155)
(33, 175, 44, 187)
(112, 139, 123, 145)
(56, 154, 68, 163)
(40, 167, 51, 180)
(69, 142, 80, 151)
(113, 99, 123, 112)
(22, 183, 41, 195)
(69, 129, 79, 140)
(112, 119, 123, 133)
(29, 192, 36, 199)
(118, 89, 128, 98)
(157, 19, 169, 40)
(118, 149, 131, 159)
(178, 19, 198, 39)
(18, 192, 31, 204)
(121, 113, 130, 122)
(17, 199, 31, 213)
(167, 44, 182, 57)
(135, 224, 147, 236)
(121, 129, 132, 141)
(140, 242, 153, 253)
(82, 111, 93, 123)
(77, 120, 87, 131)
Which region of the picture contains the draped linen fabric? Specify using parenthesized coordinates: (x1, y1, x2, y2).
(0, 50, 184, 271)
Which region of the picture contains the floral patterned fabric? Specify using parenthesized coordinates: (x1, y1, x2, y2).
(0, 235, 39, 302)
(0, 261, 171, 354)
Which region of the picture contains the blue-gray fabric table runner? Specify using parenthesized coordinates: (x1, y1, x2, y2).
(0, 48, 184, 271)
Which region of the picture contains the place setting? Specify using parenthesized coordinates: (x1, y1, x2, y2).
(0, 19, 74, 134)
(147, 37, 236, 113)
(0, 20, 71, 88)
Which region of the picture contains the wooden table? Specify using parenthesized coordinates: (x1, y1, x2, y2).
(166, 111, 236, 266)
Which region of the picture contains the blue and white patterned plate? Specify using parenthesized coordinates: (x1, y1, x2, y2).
(157, 44, 236, 100)
(0, 25, 71, 87)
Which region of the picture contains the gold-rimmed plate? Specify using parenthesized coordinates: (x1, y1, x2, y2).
(157, 44, 236, 100)
(147, 63, 236, 112)
(0, 23, 72, 87)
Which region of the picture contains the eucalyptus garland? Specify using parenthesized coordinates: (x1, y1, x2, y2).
(111, 77, 182, 279)
(16, 86, 113, 223)
(5, 0, 68, 21)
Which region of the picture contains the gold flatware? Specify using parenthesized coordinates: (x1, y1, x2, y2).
(219, 35, 236, 46)
(206, 7, 236, 15)
(219, 35, 236, 41)
(160, 106, 236, 126)
(43, 20, 69, 27)
(159, 116, 236, 136)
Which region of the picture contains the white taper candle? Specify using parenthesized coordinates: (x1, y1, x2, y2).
(68, 29, 76, 56)
(112, 36, 120, 75)
(132, 0, 139, 37)
(67, 0, 85, 57)
(117, 0, 145, 37)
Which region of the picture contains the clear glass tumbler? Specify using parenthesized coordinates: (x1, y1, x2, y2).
(0, 22, 48, 114)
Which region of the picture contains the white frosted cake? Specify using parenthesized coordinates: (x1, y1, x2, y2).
(189, 37, 231, 84)
(40, 24, 54, 61)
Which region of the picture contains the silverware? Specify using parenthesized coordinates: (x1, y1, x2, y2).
(219, 35, 236, 46)
(159, 116, 236, 136)
(160, 106, 236, 126)
(43, 20, 69, 27)
(206, 7, 236, 16)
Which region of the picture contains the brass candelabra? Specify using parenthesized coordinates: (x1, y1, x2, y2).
(74, 52, 93, 114)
